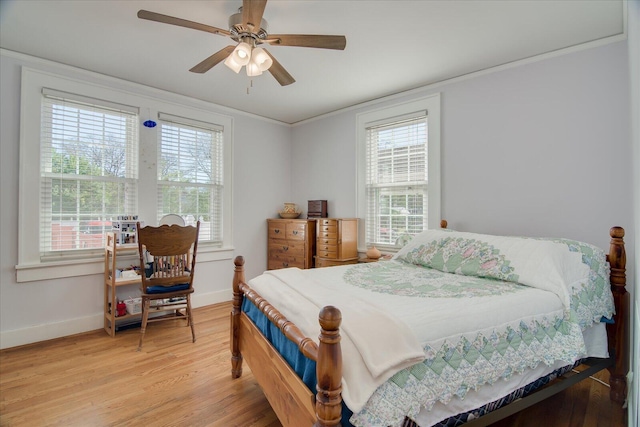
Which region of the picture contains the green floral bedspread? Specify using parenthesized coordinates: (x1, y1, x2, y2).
(346, 232, 614, 427)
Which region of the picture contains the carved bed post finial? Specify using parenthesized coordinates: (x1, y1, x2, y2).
(606, 226, 628, 404)
(440, 219, 448, 229)
(315, 306, 343, 427)
(231, 256, 245, 379)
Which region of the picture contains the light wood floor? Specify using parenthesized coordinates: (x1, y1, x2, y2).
(0, 302, 627, 427)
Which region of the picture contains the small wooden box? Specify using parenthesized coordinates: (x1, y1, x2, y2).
(307, 200, 328, 218)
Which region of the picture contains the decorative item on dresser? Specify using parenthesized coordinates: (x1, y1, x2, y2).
(307, 200, 328, 218)
(365, 245, 381, 259)
(278, 202, 301, 219)
(267, 218, 316, 270)
(360, 246, 390, 263)
(315, 218, 359, 267)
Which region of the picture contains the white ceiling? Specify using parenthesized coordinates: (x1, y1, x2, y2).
(0, 0, 625, 124)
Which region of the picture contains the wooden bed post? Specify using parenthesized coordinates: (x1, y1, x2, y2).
(315, 306, 343, 427)
(231, 256, 245, 379)
(606, 226, 629, 404)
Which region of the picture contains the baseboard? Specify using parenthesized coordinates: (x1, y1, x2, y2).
(0, 289, 233, 350)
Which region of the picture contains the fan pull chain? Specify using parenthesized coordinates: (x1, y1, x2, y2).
(246, 79, 254, 95)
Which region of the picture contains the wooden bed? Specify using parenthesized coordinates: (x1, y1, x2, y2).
(230, 225, 628, 427)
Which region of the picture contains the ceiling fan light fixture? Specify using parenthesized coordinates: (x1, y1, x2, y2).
(231, 41, 252, 66)
(246, 60, 263, 77)
(251, 47, 273, 71)
(223, 55, 243, 73)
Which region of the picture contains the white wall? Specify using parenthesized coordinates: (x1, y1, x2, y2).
(0, 51, 291, 348)
(292, 40, 633, 264)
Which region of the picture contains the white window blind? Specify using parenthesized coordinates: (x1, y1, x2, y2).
(158, 113, 224, 245)
(40, 91, 139, 258)
(365, 115, 428, 247)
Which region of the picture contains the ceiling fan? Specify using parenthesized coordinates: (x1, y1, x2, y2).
(137, 0, 347, 86)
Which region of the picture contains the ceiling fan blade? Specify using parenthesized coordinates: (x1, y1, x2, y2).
(242, 0, 267, 32)
(137, 10, 231, 37)
(264, 50, 295, 86)
(189, 46, 236, 73)
(265, 34, 346, 50)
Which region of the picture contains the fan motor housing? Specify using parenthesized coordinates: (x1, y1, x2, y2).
(228, 11, 268, 43)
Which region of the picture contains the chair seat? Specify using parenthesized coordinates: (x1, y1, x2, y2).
(145, 283, 190, 294)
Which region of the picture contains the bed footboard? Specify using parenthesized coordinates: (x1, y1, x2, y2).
(231, 256, 343, 427)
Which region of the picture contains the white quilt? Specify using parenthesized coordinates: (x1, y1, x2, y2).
(247, 229, 615, 426)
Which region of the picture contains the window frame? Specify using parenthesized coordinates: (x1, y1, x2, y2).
(356, 94, 441, 253)
(17, 68, 233, 282)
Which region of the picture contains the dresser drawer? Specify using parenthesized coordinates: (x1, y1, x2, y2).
(317, 224, 337, 234)
(316, 242, 337, 254)
(286, 222, 307, 240)
(316, 249, 338, 259)
(268, 257, 305, 270)
(268, 222, 307, 240)
(317, 237, 337, 246)
(268, 223, 287, 240)
(318, 232, 337, 241)
(269, 241, 306, 257)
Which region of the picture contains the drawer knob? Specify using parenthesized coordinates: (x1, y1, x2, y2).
(293, 230, 298, 235)
(275, 229, 281, 234)
(283, 246, 288, 251)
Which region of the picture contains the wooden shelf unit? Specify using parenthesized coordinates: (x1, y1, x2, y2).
(104, 232, 141, 336)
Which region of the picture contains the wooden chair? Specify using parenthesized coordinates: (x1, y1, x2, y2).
(136, 221, 199, 351)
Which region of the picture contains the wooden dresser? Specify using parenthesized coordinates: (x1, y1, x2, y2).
(315, 218, 359, 268)
(267, 218, 316, 270)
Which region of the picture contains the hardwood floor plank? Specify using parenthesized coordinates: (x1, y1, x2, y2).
(0, 302, 627, 427)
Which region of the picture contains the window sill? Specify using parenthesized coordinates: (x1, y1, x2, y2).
(15, 246, 235, 283)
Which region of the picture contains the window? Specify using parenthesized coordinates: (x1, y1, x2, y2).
(366, 116, 427, 245)
(357, 95, 441, 251)
(18, 68, 234, 282)
(157, 114, 224, 245)
(40, 90, 139, 257)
